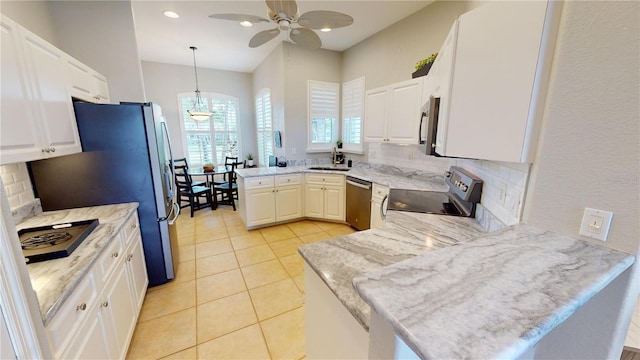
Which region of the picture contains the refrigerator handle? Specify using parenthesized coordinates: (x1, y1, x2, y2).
(168, 201, 180, 225)
(161, 120, 176, 198)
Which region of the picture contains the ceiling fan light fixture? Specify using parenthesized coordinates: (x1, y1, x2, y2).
(240, 20, 253, 27)
(187, 46, 212, 122)
(163, 10, 180, 19)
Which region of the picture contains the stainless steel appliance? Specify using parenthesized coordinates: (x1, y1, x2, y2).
(19, 219, 99, 263)
(28, 102, 179, 286)
(387, 166, 483, 218)
(419, 96, 441, 156)
(346, 176, 372, 231)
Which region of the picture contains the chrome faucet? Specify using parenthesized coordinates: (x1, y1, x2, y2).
(331, 147, 338, 167)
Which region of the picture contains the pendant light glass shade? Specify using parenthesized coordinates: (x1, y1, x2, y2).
(187, 46, 212, 122)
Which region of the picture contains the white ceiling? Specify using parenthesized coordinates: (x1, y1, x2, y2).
(131, 1, 433, 73)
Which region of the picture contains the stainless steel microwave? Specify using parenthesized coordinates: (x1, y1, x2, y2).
(419, 96, 441, 155)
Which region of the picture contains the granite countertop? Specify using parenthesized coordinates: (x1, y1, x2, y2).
(16, 203, 139, 325)
(297, 210, 487, 330)
(235, 165, 449, 192)
(353, 224, 636, 359)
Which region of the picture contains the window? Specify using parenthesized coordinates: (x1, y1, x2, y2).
(308, 80, 339, 151)
(342, 77, 365, 152)
(255, 88, 273, 167)
(178, 92, 241, 166)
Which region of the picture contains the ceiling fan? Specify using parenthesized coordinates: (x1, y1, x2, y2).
(208, 0, 354, 49)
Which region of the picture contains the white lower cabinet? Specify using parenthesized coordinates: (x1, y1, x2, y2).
(242, 174, 303, 228)
(46, 211, 147, 359)
(370, 184, 389, 229)
(304, 174, 345, 221)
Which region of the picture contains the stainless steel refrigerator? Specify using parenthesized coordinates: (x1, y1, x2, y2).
(28, 102, 180, 286)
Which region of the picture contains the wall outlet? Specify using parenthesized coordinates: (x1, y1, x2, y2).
(579, 208, 614, 241)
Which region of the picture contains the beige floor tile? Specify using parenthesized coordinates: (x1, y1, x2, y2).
(127, 308, 196, 360)
(178, 231, 196, 246)
(171, 260, 196, 285)
(230, 233, 267, 250)
(249, 279, 303, 321)
(196, 292, 257, 344)
(260, 307, 305, 360)
(279, 253, 304, 277)
(138, 280, 196, 322)
(226, 224, 250, 237)
(222, 214, 243, 226)
(287, 220, 323, 236)
(326, 226, 356, 237)
(197, 324, 270, 360)
(298, 231, 334, 244)
(241, 259, 289, 289)
(179, 245, 196, 262)
(293, 273, 305, 294)
(235, 245, 276, 267)
(195, 214, 224, 227)
(196, 252, 238, 278)
(194, 228, 229, 243)
(160, 346, 197, 359)
(313, 221, 348, 231)
(259, 224, 297, 243)
(197, 269, 246, 304)
(269, 238, 304, 258)
(195, 238, 233, 259)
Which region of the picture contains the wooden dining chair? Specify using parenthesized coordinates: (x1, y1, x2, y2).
(170, 158, 206, 187)
(174, 164, 214, 217)
(213, 162, 239, 211)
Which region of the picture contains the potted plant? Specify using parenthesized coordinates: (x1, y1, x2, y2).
(246, 153, 254, 167)
(336, 140, 343, 149)
(412, 52, 438, 78)
(202, 163, 214, 172)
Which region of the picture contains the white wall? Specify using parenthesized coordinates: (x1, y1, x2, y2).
(0, 1, 58, 46)
(141, 61, 255, 162)
(48, 1, 146, 103)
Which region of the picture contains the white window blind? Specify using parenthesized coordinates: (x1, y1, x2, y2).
(255, 88, 273, 167)
(342, 77, 365, 152)
(178, 92, 241, 167)
(308, 80, 339, 151)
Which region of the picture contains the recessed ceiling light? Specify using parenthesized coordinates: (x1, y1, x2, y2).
(240, 21, 253, 27)
(320, 28, 332, 32)
(163, 10, 180, 19)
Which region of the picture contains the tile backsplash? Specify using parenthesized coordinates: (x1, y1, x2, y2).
(367, 143, 529, 226)
(0, 162, 35, 210)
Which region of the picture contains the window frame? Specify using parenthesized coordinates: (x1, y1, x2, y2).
(255, 88, 273, 167)
(177, 91, 241, 167)
(307, 80, 340, 152)
(341, 77, 365, 154)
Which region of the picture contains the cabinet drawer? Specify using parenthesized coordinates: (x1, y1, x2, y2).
(275, 173, 301, 186)
(245, 176, 274, 189)
(371, 183, 390, 201)
(120, 213, 139, 247)
(46, 272, 97, 355)
(305, 173, 344, 185)
(96, 236, 124, 288)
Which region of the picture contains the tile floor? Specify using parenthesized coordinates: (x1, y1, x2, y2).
(126, 207, 355, 360)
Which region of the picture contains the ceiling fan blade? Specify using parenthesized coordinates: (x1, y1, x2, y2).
(298, 11, 354, 29)
(289, 28, 321, 49)
(265, 0, 298, 19)
(249, 28, 281, 48)
(208, 13, 270, 24)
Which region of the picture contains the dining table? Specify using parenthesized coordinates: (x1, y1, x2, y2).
(187, 163, 243, 209)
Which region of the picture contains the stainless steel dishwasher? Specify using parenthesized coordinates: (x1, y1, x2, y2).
(346, 176, 372, 231)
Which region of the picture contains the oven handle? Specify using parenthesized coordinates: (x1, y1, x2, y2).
(346, 179, 371, 190)
(380, 194, 388, 220)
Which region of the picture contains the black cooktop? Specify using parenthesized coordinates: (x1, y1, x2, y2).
(19, 219, 99, 263)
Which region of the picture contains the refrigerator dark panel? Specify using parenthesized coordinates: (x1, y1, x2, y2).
(29, 102, 174, 286)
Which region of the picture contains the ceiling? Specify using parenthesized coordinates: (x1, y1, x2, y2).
(131, 1, 433, 73)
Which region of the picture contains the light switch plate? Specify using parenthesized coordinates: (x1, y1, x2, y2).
(579, 208, 614, 241)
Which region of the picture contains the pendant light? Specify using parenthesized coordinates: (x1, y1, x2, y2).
(187, 46, 212, 122)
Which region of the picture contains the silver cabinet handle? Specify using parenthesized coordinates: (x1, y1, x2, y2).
(102, 301, 109, 308)
(127, 254, 134, 262)
(50, 147, 55, 152)
(131, 223, 137, 229)
(112, 251, 119, 258)
(77, 303, 87, 311)
(380, 194, 388, 220)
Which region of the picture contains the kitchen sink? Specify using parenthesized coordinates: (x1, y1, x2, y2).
(307, 166, 350, 171)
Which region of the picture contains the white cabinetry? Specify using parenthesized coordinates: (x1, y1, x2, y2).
(0, 15, 81, 164)
(370, 184, 389, 229)
(426, 1, 559, 163)
(242, 174, 303, 228)
(46, 211, 147, 359)
(364, 78, 423, 144)
(304, 174, 345, 221)
(65, 55, 110, 103)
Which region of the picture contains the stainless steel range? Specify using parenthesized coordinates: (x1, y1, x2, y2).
(387, 166, 483, 217)
(19, 219, 99, 263)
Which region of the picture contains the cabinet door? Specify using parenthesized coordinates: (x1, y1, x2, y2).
(92, 72, 110, 103)
(304, 184, 325, 218)
(20, 27, 81, 157)
(387, 79, 422, 144)
(102, 265, 136, 359)
(275, 185, 303, 221)
(323, 185, 345, 221)
(63, 306, 111, 360)
(126, 236, 148, 312)
(363, 88, 388, 142)
(432, 19, 459, 156)
(370, 199, 385, 229)
(65, 56, 93, 102)
(0, 16, 43, 164)
(246, 188, 276, 226)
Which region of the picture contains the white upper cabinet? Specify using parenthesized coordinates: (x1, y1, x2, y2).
(364, 78, 423, 144)
(429, 1, 560, 163)
(66, 55, 110, 103)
